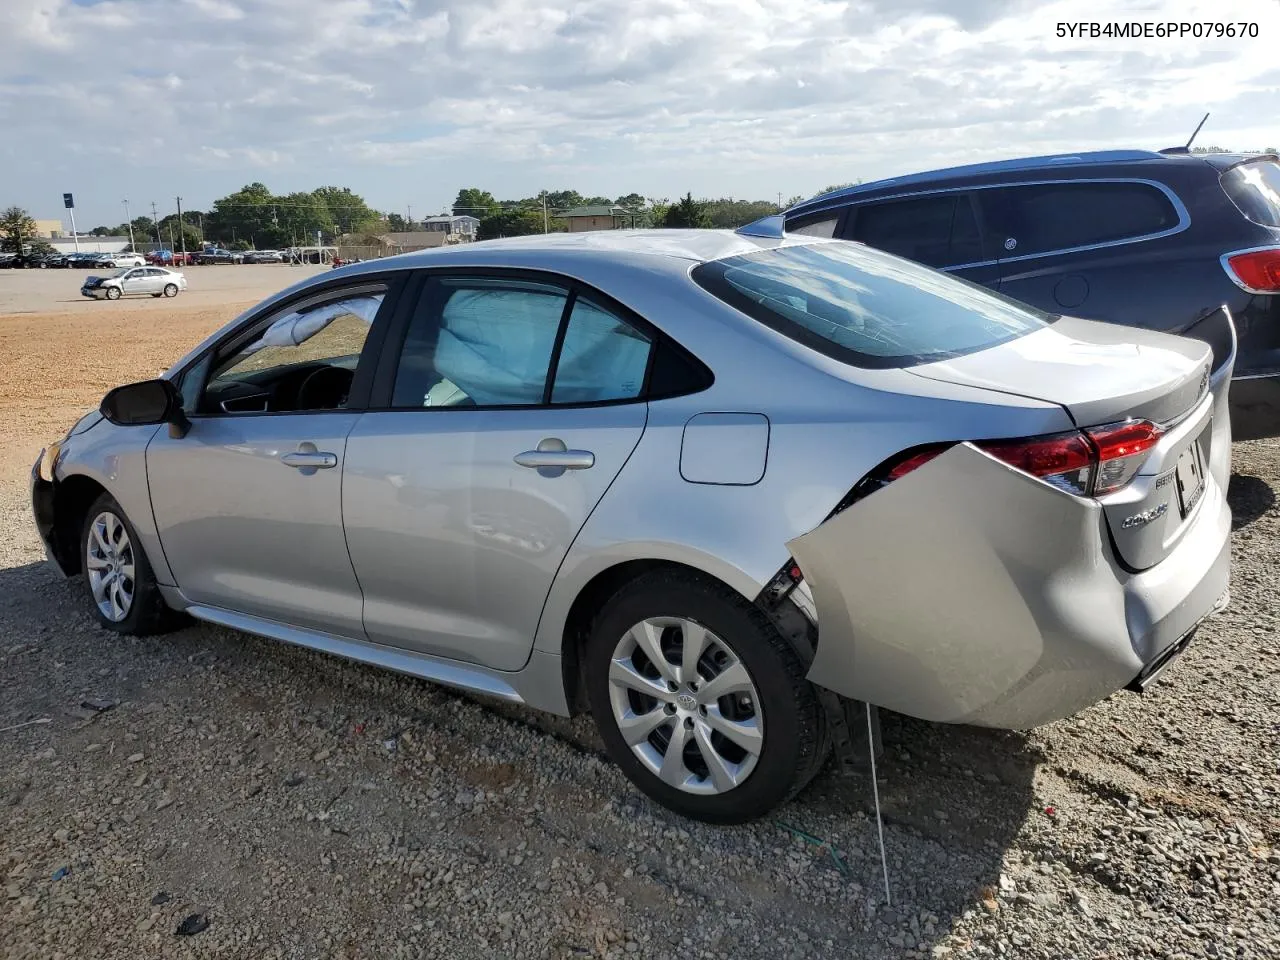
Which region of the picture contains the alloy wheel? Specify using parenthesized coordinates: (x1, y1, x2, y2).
(86, 511, 135, 622)
(606, 617, 763, 795)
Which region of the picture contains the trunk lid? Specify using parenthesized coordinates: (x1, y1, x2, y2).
(907, 314, 1226, 572)
(907, 316, 1211, 428)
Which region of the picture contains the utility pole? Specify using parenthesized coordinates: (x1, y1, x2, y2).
(123, 199, 135, 251)
(175, 197, 188, 263)
(406, 205, 412, 230)
(150, 201, 163, 248)
(542, 194, 548, 234)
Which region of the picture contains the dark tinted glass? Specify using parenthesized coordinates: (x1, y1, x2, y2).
(852, 196, 960, 267)
(692, 241, 1051, 369)
(1220, 160, 1280, 227)
(984, 182, 1179, 256)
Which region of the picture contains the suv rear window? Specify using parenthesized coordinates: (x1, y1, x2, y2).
(692, 241, 1053, 369)
(1220, 160, 1280, 227)
(981, 182, 1180, 256)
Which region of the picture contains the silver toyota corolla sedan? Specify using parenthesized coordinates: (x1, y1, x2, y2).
(31, 226, 1233, 823)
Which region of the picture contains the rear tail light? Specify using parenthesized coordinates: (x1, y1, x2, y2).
(878, 420, 1163, 498)
(1223, 247, 1280, 293)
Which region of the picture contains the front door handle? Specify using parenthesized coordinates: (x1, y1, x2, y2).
(281, 451, 338, 470)
(514, 438, 594, 478)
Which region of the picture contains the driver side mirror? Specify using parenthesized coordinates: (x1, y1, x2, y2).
(100, 378, 191, 438)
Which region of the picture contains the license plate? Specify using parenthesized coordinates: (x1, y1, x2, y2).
(1174, 438, 1206, 518)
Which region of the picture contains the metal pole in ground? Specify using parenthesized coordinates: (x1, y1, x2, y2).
(176, 197, 187, 264)
(123, 200, 135, 251)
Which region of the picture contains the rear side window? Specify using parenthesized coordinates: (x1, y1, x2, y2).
(982, 182, 1180, 257)
(1220, 160, 1280, 227)
(692, 241, 1052, 369)
(849, 194, 983, 268)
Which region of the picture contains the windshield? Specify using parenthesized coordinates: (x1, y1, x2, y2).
(692, 241, 1054, 368)
(1220, 159, 1280, 227)
(110, 269, 129, 277)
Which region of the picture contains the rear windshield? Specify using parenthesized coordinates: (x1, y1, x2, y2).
(1221, 160, 1280, 227)
(691, 241, 1054, 369)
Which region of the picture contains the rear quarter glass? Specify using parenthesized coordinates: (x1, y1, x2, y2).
(1220, 159, 1280, 227)
(691, 241, 1054, 369)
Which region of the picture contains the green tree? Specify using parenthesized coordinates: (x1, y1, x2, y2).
(453, 188, 497, 217)
(155, 214, 202, 252)
(703, 198, 779, 229)
(615, 193, 646, 209)
(312, 186, 379, 234)
(540, 190, 582, 211)
(0, 206, 37, 254)
(478, 207, 545, 240)
(206, 182, 275, 246)
(386, 213, 408, 232)
(784, 194, 806, 208)
(662, 193, 709, 228)
(815, 182, 856, 197)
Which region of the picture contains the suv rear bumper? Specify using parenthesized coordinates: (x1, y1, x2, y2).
(787, 442, 1231, 730)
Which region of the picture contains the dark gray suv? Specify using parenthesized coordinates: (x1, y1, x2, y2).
(784, 149, 1280, 440)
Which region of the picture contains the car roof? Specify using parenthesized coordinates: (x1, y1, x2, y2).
(339, 229, 805, 275)
(786, 148, 1214, 218)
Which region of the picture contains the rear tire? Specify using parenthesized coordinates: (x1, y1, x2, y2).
(80, 493, 182, 635)
(163, 283, 178, 297)
(585, 570, 828, 823)
(105, 286, 121, 300)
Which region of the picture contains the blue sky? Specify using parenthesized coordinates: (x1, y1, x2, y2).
(3, 0, 1278, 228)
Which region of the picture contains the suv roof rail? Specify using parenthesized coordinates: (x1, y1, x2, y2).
(787, 149, 1166, 216)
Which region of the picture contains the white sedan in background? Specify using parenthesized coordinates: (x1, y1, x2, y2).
(81, 266, 187, 300)
(109, 253, 146, 268)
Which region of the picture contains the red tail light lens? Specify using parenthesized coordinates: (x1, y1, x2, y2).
(1084, 420, 1162, 494)
(878, 420, 1162, 497)
(1223, 247, 1280, 293)
(978, 431, 1095, 495)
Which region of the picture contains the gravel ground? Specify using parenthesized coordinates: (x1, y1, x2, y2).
(1, 294, 1278, 957)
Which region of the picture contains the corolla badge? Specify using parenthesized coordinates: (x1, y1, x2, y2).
(1121, 502, 1168, 529)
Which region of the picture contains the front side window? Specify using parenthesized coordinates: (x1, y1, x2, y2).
(692, 241, 1052, 369)
(203, 289, 385, 413)
(982, 181, 1180, 257)
(1220, 160, 1280, 227)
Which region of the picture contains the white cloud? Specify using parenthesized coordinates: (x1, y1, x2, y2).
(1, 0, 1277, 224)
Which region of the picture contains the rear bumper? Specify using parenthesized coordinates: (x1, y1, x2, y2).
(1229, 372, 1280, 441)
(788, 442, 1231, 730)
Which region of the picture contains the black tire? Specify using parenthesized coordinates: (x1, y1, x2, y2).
(585, 570, 828, 824)
(105, 286, 121, 300)
(163, 283, 178, 297)
(80, 493, 181, 635)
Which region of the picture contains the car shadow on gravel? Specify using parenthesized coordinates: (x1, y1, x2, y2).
(1227, 472, 1276, 530)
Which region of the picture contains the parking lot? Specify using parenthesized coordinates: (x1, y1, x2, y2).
(0, 266, 1278, 959)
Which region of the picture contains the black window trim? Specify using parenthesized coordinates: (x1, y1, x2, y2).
(819, 177, 1190, 271)
(171, 272, 410, 420)
(366, 266, 713, 413)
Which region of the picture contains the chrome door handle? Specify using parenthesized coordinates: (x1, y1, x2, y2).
(514, 438, 594, 477)
(281, 451, 337, 469)
(514, 450, 595, 469)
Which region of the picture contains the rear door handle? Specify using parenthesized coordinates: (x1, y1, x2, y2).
(514, 437, 594, 477)
(281, 451, 338, 469)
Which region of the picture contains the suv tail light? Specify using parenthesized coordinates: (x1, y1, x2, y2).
(1222, 247, 1280, 293)
(880, 420, 1163, 497)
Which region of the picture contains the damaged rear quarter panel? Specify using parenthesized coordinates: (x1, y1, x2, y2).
(787, 442, 1141, 728)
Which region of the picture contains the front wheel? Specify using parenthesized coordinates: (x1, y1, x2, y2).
(163, 283, 178, 297)
(585, 571, 827, 823)
(105, 286, 121, 300)
(80, 494, 181, 635)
